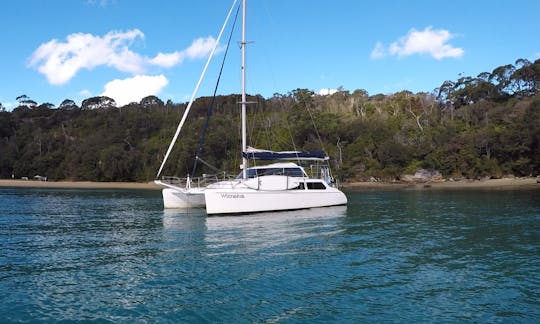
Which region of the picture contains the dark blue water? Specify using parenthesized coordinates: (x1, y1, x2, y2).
(0, 187, 539, 322)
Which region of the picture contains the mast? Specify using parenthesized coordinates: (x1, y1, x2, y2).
(241, 0, 247, 179)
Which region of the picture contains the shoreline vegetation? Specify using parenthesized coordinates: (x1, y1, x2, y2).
(1, 177, 538, 191)
(1, 58, 539, 186)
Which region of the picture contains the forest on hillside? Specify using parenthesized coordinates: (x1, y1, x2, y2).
(0, 58, 539, 183)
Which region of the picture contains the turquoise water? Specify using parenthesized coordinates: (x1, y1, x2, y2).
(0, 187, 539, 322)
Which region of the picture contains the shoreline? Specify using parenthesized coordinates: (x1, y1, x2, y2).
(0, 177, 538, 191)
(342, 177, 539, 190)
(0, 179, 162, 190)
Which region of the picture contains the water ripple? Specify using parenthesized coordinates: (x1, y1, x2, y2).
(0, 188, 539, 322)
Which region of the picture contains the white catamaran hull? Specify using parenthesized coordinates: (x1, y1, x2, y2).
(204, 187, 347, 214)
(162, 188, 205, 208)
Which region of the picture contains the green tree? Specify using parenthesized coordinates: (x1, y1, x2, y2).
(81, 96, 117, 110)
(59, 99, 78, 110)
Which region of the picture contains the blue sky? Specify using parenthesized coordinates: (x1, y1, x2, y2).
(1, 0, 539, 110)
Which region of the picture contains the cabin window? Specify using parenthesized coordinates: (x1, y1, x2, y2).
(241, 167, 306, 179)
(247, 169, 258, 178)
(307, 181, 327, 190)
(294, 181, 327, 190)
(237, 169, 258, 179)
(259, 168, 283, 176)
(284, 168, 305, 177)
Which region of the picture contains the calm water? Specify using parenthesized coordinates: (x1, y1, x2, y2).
(0, 187, 539, 322)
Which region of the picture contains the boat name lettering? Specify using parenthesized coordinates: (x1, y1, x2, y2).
(221, 193, 245, 199)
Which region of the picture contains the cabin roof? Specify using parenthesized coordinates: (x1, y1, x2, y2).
(246, 162, 301, 170)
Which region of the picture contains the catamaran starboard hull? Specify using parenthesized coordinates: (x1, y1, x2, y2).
(204, 188, 347, 214)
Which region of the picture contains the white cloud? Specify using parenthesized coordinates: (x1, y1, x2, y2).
(2, 101, 17, 110)
(148, 36, 218, 68)
(101, 74, 169, 106)
(79, 89, 92, 97)
(28, 29, 145, 85)
(370, 41, 386, 59)
(318, 88, 338, 96)
(372, 26, 463, 60)
(148, 52, 182, 68)
(183, 37, 217, 59)
(28, 30, 217, 85)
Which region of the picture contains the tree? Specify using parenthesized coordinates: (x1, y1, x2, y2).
(37, 103, 55, 110)
(59, 99, 78, 110)
(21, 100, 38, 108)
(140, 95, 164, 107)
(15, 94, 28, 103)
(512, 58, 540, 97)
(81, 96, 117, 110)
(291, 88, 314, 107)
(490, 64, 515, 96)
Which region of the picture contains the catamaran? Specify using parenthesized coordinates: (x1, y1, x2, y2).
(156, 0, 347, 213)
(202, 0, 347, 214)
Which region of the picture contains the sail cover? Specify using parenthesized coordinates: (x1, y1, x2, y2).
(243, 146, 328, 161)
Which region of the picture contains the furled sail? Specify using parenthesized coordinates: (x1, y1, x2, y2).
(243, 146, 328, 161)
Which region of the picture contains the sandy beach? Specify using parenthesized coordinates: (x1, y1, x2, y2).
(343, 177, 540, 190)
(0, 179, 162, 190)
(0, 177, 538, 191)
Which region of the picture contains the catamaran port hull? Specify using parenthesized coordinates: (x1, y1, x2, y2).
(162, 188, 206, 209)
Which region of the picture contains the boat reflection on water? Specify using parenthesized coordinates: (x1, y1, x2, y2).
(206, 205, 346, 226)
(162, 208, 207, 229)
(162, 206, 347, 255)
